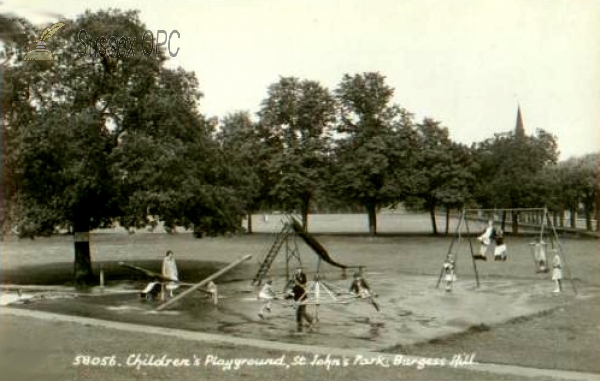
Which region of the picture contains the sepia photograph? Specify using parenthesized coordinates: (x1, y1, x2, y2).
(1, 1, 599, 380)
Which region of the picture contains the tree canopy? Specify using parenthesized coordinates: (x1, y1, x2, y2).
(2, 9, 244, 284)
(258, 76, 336, 230)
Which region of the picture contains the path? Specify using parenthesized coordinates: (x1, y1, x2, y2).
(4, 307, 598, 381)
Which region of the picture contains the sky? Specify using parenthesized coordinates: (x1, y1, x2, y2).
(4, 0, 599, 160)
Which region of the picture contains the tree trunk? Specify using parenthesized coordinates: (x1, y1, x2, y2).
(559, 208, 564, 227)
(301, 196, 311, 232)
(366, 204, 377, 236)
(501, 211, 507, 231)
(511, 211, 519, 234)
(596, 189, 600, 232)
(585, 203, 592, 231)
(429, 206, 438, 235)
(73, 229, 95, 287)
(246, 213, 253, 234)
(570, 206, 577, 228)
(445, 208, 450, 236)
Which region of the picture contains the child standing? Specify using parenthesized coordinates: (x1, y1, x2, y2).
(443, 255, 456, 292)
(206, 281, 218, 305)
(161, 250, 179, 298)
(552, 253, 563, 293)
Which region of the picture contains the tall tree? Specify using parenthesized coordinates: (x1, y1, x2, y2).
(407, 118, 476, 234)
(472, 108, 558, 233)
(214, 111, 265, 233)
(1, 14, 33, 238)
(550, 154, 599, 230)
(3, 10, 237, 285)
(331, 72, 418, 235)
(576, 154, 599, 231)
(258, 77, 335, 230)
(4, 10, 164, 285)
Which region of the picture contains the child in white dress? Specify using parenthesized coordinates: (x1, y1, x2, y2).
(443, 255, 456, 292)
(258, 280, 276, 319)
(206, 281, 218, 305)
(162, 250, 179, 298)
(552, 253, 563, 293)
(475, 220, 495, 260)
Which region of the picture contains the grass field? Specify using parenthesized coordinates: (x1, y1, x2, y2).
(1, 213, 599, 380)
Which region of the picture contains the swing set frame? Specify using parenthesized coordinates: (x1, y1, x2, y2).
(435, 207, 577, 294)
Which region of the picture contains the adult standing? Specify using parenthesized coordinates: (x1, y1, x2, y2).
(290, 267, 312, 332)
(292, 282, 312, 332)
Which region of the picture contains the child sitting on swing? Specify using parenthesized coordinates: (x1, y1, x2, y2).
(533, 240, 549, 273)
(257, 279, 276, 319)
(493, 228, 507, 261)
(475, 220, 495, 261)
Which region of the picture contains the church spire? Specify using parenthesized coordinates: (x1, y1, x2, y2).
(515, 105, 525, 138)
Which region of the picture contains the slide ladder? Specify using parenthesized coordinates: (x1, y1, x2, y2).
(252, 224, 291, 285)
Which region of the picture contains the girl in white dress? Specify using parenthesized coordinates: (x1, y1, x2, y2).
(162, 250, 179, 298)
(476, 220, 495, 260)
(206, 281, 218, 305)
(551, 253, 563, 293)
(443, 255, 456, 292)
(258, 280, 276, 318)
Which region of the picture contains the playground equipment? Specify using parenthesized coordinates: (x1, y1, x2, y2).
(154, 254, 253, 311)
(435, 207, 577, 294)
(118, 261, 210, 301)
(118, 254, 252, 308)
(251, 220, 302, 286)
(252, 216, 364, 286)
(252, 216, 378, 323)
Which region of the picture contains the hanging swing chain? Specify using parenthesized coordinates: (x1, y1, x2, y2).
(463, 213, 481, 289)
(436, 210, 464, 288)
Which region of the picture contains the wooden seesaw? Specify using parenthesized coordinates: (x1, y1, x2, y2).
(154, 254, 253, 312)
(119, 254, 252, 304)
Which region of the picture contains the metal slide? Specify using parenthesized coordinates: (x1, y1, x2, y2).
(288, 217, 349, 269)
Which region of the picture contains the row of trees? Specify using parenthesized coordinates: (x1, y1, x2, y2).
(1, 10, 598, 285)
(218, 77, 599, 236)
